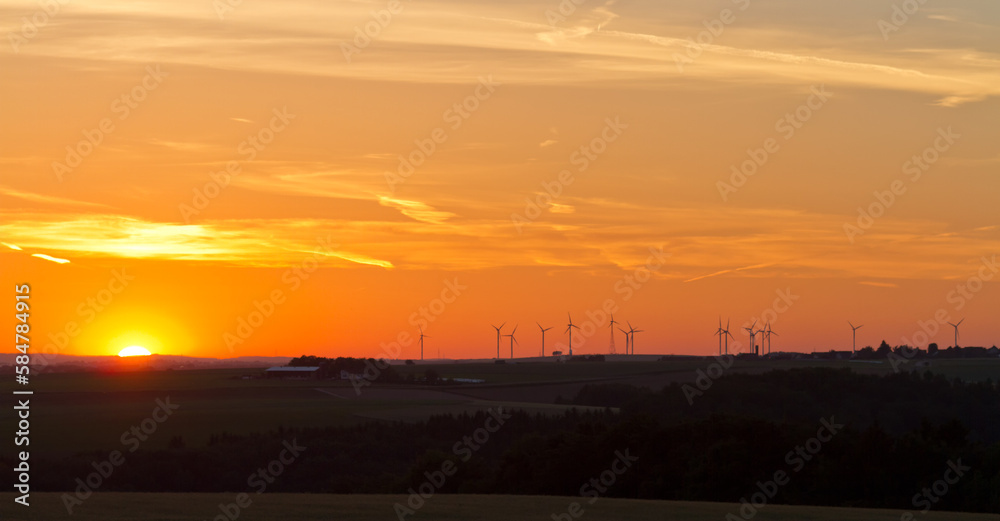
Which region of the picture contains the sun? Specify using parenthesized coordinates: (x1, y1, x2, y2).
(118, 345, 152, 357)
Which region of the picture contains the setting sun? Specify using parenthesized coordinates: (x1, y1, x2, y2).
(118, 346, 152, 357)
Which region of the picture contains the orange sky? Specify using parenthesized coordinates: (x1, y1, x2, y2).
(2, 0, 999, 360)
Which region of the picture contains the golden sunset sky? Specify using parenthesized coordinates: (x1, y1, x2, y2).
(2, 0, 998, 359)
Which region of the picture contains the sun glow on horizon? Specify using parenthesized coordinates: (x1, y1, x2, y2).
(118, 346, 152, 357)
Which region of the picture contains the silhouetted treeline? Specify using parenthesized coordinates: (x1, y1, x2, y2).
(287, 355, 404, 382)
(570, 368, 1000, 443)
(19, 369, 1000, 514)
(850, 342, 999, 360)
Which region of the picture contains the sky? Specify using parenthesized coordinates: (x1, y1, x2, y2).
(1, 0, 998, 360)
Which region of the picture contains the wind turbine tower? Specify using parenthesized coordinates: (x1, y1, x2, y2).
(715, 318, 724, 356)
(492, 322, 505, 359)
(722, 319, 734, 355)
(537, 323, 552, 357)
(566, 313, 580, 356)
(765, 323, 778, 355)
(629, 323, 644, 354)
(506, 324, 519, 359)
(744, 320, 758, 356)
(849, 322, 863, 354)
(619, 326, 631, 355)
(419, 328, 429, 361)
(609, 313, 618, 354)
(948, 318, 964, 348)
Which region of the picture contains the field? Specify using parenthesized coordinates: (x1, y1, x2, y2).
(2, 357, 997, 455)
(3, 493, 998, 521)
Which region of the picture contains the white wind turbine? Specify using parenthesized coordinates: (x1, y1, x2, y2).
(419, 328, 430, 361)
(492, 322, 505, 359)
(849, 321, 863, 354)
(764, 322, 778, 355)
(628, 322, 644, 354)
(537, 323, 553, 357)
(948, 318, 964, 348)
(744, 320, 758, 356)
(505, 324, 519, 359)
(566, 313, 580, 356)
(609, 313, 619, 354)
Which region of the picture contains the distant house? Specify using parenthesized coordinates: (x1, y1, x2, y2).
(264, 366, 320, 379)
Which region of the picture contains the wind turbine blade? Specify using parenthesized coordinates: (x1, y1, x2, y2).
(958, 318, 965, 326)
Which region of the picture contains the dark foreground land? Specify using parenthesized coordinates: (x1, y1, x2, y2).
(2, 357, 998, 518)
(3, 493, 999, 521)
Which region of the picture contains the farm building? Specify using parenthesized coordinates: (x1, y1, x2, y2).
(264, 366, 321, 379)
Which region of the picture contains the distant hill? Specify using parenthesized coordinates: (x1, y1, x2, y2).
(0, 353, 291, 372)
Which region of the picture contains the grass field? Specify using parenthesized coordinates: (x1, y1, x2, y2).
(2, 357, 996, 455)
(3, 493, 997, 521)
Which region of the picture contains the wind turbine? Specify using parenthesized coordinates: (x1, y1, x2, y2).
(492, 322, 505, 359)
(629, 323, 644, 354)
(764, 323, 778, 355)
(419, 328, 430, 360)
(618, 326, 631, 355)
(715, 318, 724, 356)
(537, 323, 552, 357)
(849, 322, 863, 354)
(566, 313, 580, 356)
(609, 313, 619, 354)
(947, 318, 964, 348)
(744, 320, 758, 356)
(722, 319, 734, 355)
(505, 324, 519, 359)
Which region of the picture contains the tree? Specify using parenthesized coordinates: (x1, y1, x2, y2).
(928, 343, 939, 355)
